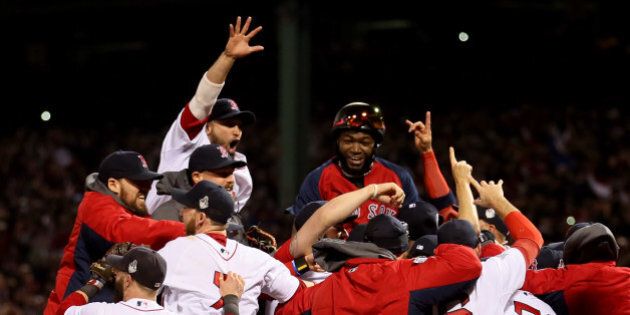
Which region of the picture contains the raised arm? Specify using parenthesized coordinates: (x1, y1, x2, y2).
(406, 112, 458, 221)
(469, 177, 544, 265)
(290, 182, 405, 257)
(189, 16, 264, 120)
(449, 147, 480, 233)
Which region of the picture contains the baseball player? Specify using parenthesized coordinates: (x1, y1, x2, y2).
(157, 181, 302, 314)
(275, 219, 483, 315)
(288, 107, 457, 228)
(522, 223, 630, 314)
(44, 151, 186, 315)
(446, 147, 554, 315)
(146, 16, 263, 214)
(57, 246, 173, 314)
(267, 184, 406, 315)
(151, 143, 246, 221)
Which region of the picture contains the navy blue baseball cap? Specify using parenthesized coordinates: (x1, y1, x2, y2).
(535, 242, 564, 269)
(477, 208, 509, 237)
(408, 234, 438, 258)
(188, 144, 247, 172)
(171, 180, 234, 224)
(208, 98, 256, 126)
(437, 219, 479, 249)
(397, 201, 439, 240)
(106, 246, 167, 290)
(97, 151, 162, 183)
(365, 214, 409, 255)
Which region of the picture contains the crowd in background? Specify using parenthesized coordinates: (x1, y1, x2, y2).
(0, 104, 629, 314)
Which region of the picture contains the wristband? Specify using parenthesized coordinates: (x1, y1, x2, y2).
(80, 279, 104, 298)
(371, 184, 378, 199)
(293, 257, 309, 276)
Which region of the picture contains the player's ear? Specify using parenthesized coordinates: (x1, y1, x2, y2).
(191, 171, 202, 184)
(107, 178, 121, 195)
(196, 211, 207, 225)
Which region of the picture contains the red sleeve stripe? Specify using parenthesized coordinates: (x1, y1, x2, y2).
(180, 103, 208, 140)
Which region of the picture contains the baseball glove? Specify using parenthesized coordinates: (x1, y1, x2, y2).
(105, 241, 137, 256)
(246, 226, 278, 254)
(90, 260, 114, 283)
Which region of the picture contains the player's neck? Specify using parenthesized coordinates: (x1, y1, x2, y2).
(123, 285, 157, 302)
(196, 221, 228, 235)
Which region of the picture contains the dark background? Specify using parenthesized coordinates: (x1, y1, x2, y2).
(1, 0, 630, 313)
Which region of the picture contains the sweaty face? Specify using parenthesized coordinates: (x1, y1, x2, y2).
(337, 131, 376, 171)
(207, 119, 243, 156)
(118, 179, 152, 216)
(193, 168, 236, 199)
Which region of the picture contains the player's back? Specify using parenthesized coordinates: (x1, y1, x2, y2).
(158, 233, 298, 315)
(277, 244, 481, 315)
(447, 248, 532, 314)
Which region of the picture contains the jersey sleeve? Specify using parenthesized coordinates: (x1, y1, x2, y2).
(274, 239, 294, 263)
(233, 154, 253, 212)
(82, 199, 185, 250)
(521, 268, 567, 295)
(287, 167, 324, 215)
(261, 256, 300, 303)
(481, 248, 528, 295)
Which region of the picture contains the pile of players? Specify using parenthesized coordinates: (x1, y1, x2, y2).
(45, 16, 629, 315)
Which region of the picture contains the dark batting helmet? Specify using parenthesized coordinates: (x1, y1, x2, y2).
(331, 102, 386, 144)
(563, 223, 620, 265)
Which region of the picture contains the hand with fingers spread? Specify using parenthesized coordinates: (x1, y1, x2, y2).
(371, 183, 406, 208)
(405, 111, 432, 153)
(224, 16, 265, 59)
(469, 179, 506, 209)
(449, 146, 473, 184)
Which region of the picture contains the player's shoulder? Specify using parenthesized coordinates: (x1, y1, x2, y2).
(159, 235, 198, 254)
(375, 157, 411, 174)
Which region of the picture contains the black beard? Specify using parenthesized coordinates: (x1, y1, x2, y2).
(114, 278, 124, 302)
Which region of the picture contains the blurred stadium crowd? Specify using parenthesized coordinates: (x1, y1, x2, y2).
(0, 103, 628, 314)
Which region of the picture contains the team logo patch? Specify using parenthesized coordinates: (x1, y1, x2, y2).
(199, 196, 209, 210)
(416, 244, 424, 250)
(408, 203, 417, 208)
(128, 260, 138, 273)
(228, 99, 239, 111)
(137, 155, 148, 169)
(154, 282, 161, 288)
(485, 208, 496, 219)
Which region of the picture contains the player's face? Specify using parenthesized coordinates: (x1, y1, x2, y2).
(192, 168, 236, 199)
(180, 208, 200, 235)
(116, 179, 152, 216)
(324, 225, 349, 240)
(479, 219, 504, 243)
(207, 119, 243, 156)
(337, 131, 376, 170)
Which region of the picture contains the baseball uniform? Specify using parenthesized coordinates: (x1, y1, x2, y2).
(158, 233, 299, 315)
(63, 297, 175, 315)
(446, 248, 555, 315)
(147, 74, 252, 214)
